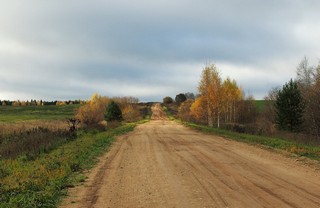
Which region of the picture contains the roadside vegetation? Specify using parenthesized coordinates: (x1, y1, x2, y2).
(184, 122, 320, 161)
(163, 58, 320, 160)
(0, 124, 137, 207)
(0, 93, 151, 207)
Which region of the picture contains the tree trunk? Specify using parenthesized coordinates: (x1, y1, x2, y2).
(217, 108, 220, 128)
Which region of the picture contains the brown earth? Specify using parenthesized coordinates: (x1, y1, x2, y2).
(61, 104, 320, 208)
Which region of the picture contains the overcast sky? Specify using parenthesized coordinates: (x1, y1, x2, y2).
(1, 1, 319, 101)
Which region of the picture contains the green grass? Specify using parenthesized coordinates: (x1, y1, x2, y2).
(183, 122, 320, 161)
(0, 122, 140, 208)
(0, 105, 80, 122)
(254, 100, 267, 112)
(162, 105, 175, 120)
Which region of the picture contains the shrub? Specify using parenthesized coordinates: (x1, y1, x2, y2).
(105, 101, 122, 122)
(76, 94, 109, 127)
(111, 97, 142, 122)
(177, 100, 194, 122)
(122, 104, 142, 122)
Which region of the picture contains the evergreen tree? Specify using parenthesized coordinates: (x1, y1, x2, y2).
(105, 101, 123, 122)
(275, 79, 304, 132)
(175, 93, 187, 104)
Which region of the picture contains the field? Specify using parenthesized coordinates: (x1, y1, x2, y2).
(0, 105, 79, 122)
(0, 103, 148, 207)
(254, 99, 267, 112)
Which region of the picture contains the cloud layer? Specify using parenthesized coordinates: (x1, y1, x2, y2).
(1, 0, 320, 101)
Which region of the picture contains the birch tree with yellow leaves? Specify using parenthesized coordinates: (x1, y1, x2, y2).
(198, 64, 222, 127)
(221, 78, 243, 124)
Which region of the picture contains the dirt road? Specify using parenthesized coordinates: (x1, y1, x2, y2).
(61, 104, 320, 208)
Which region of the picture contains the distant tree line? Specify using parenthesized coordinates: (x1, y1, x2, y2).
(0, 99, 85, 106)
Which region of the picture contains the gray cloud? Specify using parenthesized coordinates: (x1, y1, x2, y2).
(1, 0, 320, 101)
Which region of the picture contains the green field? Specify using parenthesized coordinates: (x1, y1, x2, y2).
(254, 100, 267, 112)
(0, 105, 80, 122)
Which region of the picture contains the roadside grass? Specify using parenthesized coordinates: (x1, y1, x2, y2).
(0, 122, 140, 208)
(0, 105, 79, 122)
(184, 122, 320, 161)
(162, 106, 175, 120)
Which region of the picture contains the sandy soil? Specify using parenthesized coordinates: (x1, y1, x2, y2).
(61, 104, 320, 208)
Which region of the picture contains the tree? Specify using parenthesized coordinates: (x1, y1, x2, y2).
(296, 58, 320, 138)
(221, 78, 243, 124)
(275, 79, 304, 132)
(163, 96, 173, 104)
(185, 92, 195, 100)
(263, 87, 279, 124)
(296, 57, 313, 87)
(237, 95, 258, 124)
(190, 96, 207, 124)
(175, 93, 187, 104)
(198, 64, 222, 127)
(105, 101, 123, 122)
(12, 101, 21, 107)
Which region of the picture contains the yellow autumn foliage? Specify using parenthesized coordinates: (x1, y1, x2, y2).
(76, 93, 110, 127)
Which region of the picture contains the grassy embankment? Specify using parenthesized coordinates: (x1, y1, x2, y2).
(0, 104, 149, 207)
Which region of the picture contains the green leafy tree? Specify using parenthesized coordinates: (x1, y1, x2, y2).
(275, 79, 304, 132)
(105, 101, 123, 122)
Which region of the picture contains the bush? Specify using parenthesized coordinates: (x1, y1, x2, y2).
(76, 94, 109, 128)
(105, 101, 122, 122)
(177, 100, 194, 122)
(122, 104, 142, 122)
(163, 96, 173, 104)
